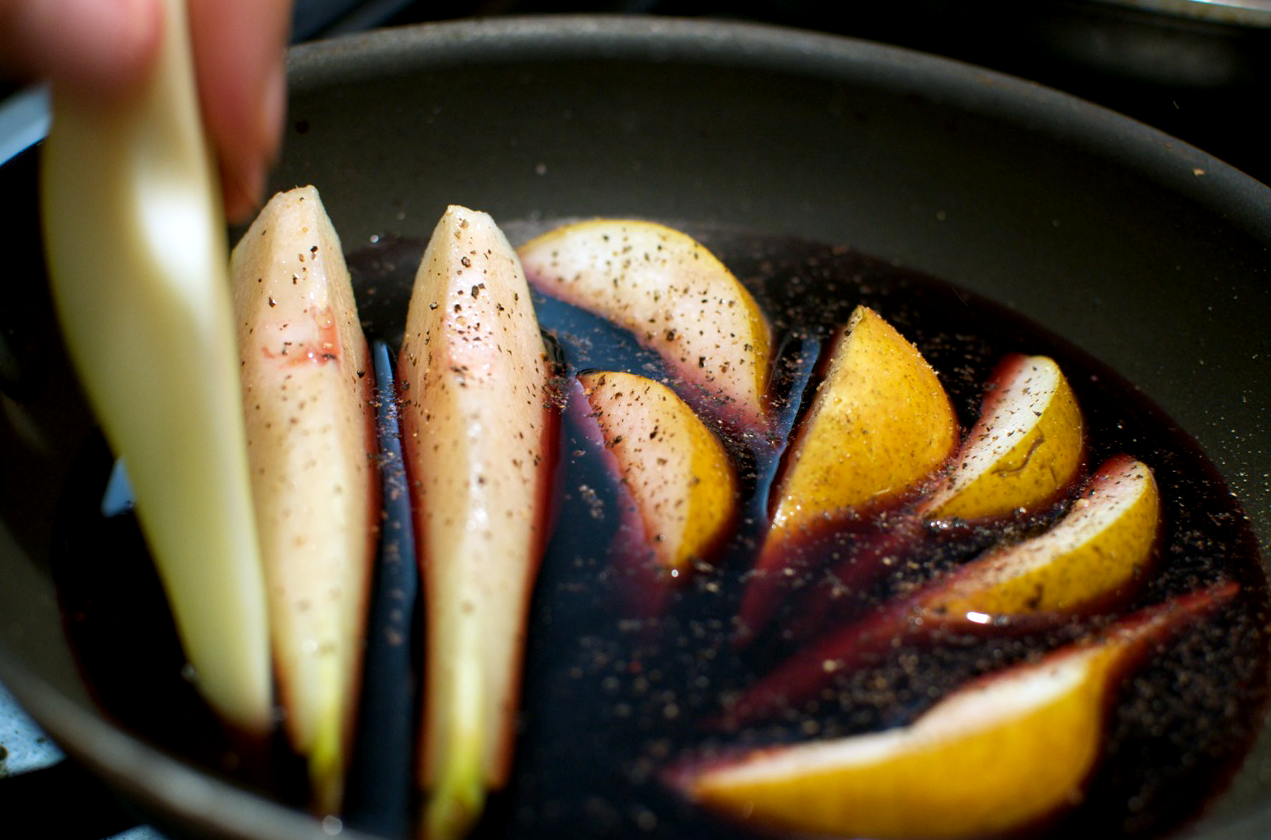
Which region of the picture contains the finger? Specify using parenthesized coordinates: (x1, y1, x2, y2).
(187, 0, 292, 223)
(0, 0, 162, 98)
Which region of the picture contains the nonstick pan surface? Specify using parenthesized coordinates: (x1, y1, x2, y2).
(2, 14, 1270, 840)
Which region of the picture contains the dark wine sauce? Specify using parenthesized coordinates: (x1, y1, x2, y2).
(53, 222, 1270, 840)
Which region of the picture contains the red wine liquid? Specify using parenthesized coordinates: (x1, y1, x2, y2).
(54, 222, 1270, 840)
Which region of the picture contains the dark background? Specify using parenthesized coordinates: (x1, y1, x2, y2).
(360, 0, 1271, 187)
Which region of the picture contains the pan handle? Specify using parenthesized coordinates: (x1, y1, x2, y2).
(0, 759, 143, 839)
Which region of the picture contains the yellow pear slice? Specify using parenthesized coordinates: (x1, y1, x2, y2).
(739, 306, 957, 634)
(727, 455, 1160, 726)
(229, 186, 376, 813)
(677, 583, 1235, 839)
(920, 354, 1084, 523)
(40, 0, 271, 733)
(769, 305, 957, 534)
(925, 454, 1159, 618)
(518, 219, 772, 431)
(399, 206, 556, 840)
(576, 370, 736, 577)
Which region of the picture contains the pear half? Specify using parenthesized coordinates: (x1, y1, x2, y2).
(399, 206, 557, 839)
(230, 186, 377, 813)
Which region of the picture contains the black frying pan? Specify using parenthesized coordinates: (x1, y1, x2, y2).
(2, 15, 1270, 840)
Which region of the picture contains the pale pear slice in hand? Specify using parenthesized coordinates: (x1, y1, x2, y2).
(726, 455, 1160, 726)
(399, 206, 557, 840)
(573, 371, 736, 610)
(230, 186, 377, 813)
(739, 305, 958, 635)
(920, 354, 1085, 524)
(40, 0, 271, 733)
(676, 583, 1236, 839)
(518, 219, 772, 431)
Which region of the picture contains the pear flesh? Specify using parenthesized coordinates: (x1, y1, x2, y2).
(927, 454, 1159, 618)
(921, 354, 1085, 523)
(768, 305, 958, 532)
(740, 305, 957, 636)
(230, 185, 377, 813)
(727, 455, 1161, 726)
(576, 370, 737, 577)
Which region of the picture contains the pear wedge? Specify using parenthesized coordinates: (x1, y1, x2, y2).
(767, 306, 957, 530)
(739, 305, 957, 635)
(727, 455, 1160, 725)
(923, 454, 1158, 618)
(676, 583, 1236, 839)
(573, 371, 736, 612)
(518, 219, 772, 431)
(920, 354, 1085, 524)
(399, 206, 557, 839)
(40, 0, 271, 733)
(229, 186, 376, 813)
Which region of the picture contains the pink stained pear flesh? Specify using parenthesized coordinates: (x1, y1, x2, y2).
(398, 205, 557, 840)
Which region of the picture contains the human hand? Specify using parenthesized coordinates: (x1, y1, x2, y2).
(0, 0, 293, 222)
